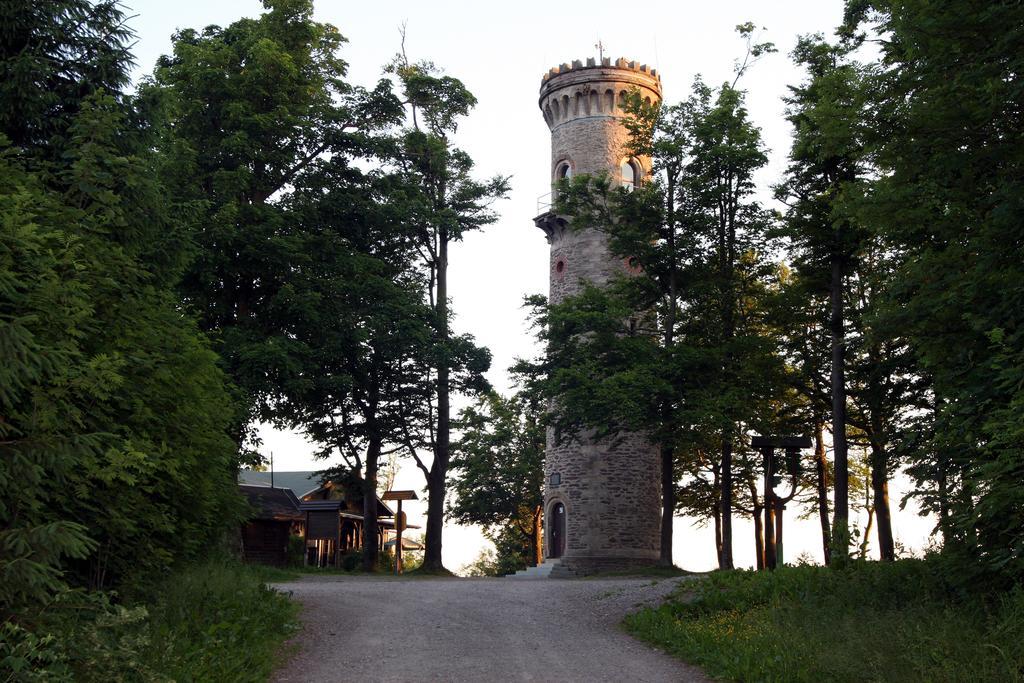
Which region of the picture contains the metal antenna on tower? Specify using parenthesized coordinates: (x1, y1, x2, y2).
(595, 40, 604, 62)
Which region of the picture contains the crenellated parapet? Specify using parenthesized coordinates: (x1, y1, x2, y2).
(541, 57, 661, 84)
(539, 57, 662, 130)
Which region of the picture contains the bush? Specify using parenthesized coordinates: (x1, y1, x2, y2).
(625, 559, 1024, 682)
(0, 591, 153, 681)
(286, 535, 305, 567)
(3, 560, 299, 682)
(341, 550, 362, 572)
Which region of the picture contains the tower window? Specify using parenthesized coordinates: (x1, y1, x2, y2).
(556, 162, 572, 181)
(620, 159, 640, 191)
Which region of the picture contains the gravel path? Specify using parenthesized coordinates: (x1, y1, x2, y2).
(271, 575, 707, 683)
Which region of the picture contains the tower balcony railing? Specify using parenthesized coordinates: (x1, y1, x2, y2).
(537, 192, 553, 214)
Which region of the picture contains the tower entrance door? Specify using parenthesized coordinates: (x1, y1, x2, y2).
(549, 502, 566, 558)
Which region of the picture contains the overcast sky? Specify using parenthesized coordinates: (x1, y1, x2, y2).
(125, 0, 935, 572)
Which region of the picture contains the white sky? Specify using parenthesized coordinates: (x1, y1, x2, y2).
(126, 0, 936, 573)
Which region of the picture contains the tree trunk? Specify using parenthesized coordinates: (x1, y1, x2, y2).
(859, 505, 874, 559)
(753, 504, 764, 571)
(659, 444, 675, 567)
(361, 435, 381, 572)
(422, 235, 450, 573)
(870, 441, 895, 561)
(719, 437, 734, 569)
(775, 499, 785, 567)
(713, 504, 723, 568)
(830, 255, 850, 560)
(533, 506, 543, 566)
(712, 460, 723, 567)
(748, 479, 764, 570)
(814, 421, 832, 565)
(937, 452, 951, 545)
(661, 184, 678, 569)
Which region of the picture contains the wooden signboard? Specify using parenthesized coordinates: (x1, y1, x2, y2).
(382, 490, 418, 501)
(383, 490, 417, 575)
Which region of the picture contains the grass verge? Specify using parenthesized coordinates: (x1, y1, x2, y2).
(586, 564, 695, 579)
(139, 559, 301, 681)
(624, 559, 1024, 682)
(1, 559, 300, 682)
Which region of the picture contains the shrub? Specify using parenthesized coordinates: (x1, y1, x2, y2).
(286, 535, 305, 567)
(3, 560, 298, 682)
(341, 550, 362, 572)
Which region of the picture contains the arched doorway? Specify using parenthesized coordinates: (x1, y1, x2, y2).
(549, 502, 566, 558)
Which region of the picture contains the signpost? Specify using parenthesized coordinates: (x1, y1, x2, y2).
(383, 490, 418, 575)
(751, 436, 812, 569)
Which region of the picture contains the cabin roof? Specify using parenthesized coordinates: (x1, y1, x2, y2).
(238, 470, 395, 516)
(384, 537, 425, 551)
(238, 470, 327, 498)
(239, 484, 304, 521)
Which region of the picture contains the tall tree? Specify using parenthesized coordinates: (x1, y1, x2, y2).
(776, 35, 870, 561)
(0, 0, 133, 161)
(845, 0, 1024, 585)
(686, 80, 777, 569)
(2, 0, 242, 606)
(153, 0, 373, 451)
(388, 50, 508, 572)
(272, 161, 434, 571)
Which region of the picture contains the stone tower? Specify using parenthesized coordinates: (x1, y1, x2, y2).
(534, 57, 663, 575)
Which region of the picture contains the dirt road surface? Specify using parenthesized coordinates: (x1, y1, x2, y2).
(272, 575, 706, 683)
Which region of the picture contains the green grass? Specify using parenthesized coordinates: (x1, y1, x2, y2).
(138, 559, 301, 681)
(255, 563, 442, 581)
(586, 564, 695, 579)
(624, 559, 1024, 682)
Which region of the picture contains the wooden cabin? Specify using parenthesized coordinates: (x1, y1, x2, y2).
(238, 484, 304, 565)
(238, 470, 420, 567)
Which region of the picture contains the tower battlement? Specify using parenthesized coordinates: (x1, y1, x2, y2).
(539, 56, 662, 131)
(541, 57, 661, 85)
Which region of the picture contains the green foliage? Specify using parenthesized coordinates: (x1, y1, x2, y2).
(1, 591, 154, 682)
(1, 560, 297, 682)
(0, 0, 134, 159)
(460, 548, 502, 577)
(152, 0, 403, 442)
(1, 0, 243, 620)
(842, 0, 1024, 585)
(450, 390, 545, 570)
(286, 535, 305, 567)
(138, 560, 298, 681)
(627, 560, 1024, 682)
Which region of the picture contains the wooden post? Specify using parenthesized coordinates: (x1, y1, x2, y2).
(753, 436, 811, 571)
(763, 445, 777, 570)
(775, 499, 785, 567)
(382, 490, 417, 576)
(396, 499, 403, 575)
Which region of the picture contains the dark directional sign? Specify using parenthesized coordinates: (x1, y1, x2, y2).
(382, 490, 418, 501)
(750, 436, 812, 450)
